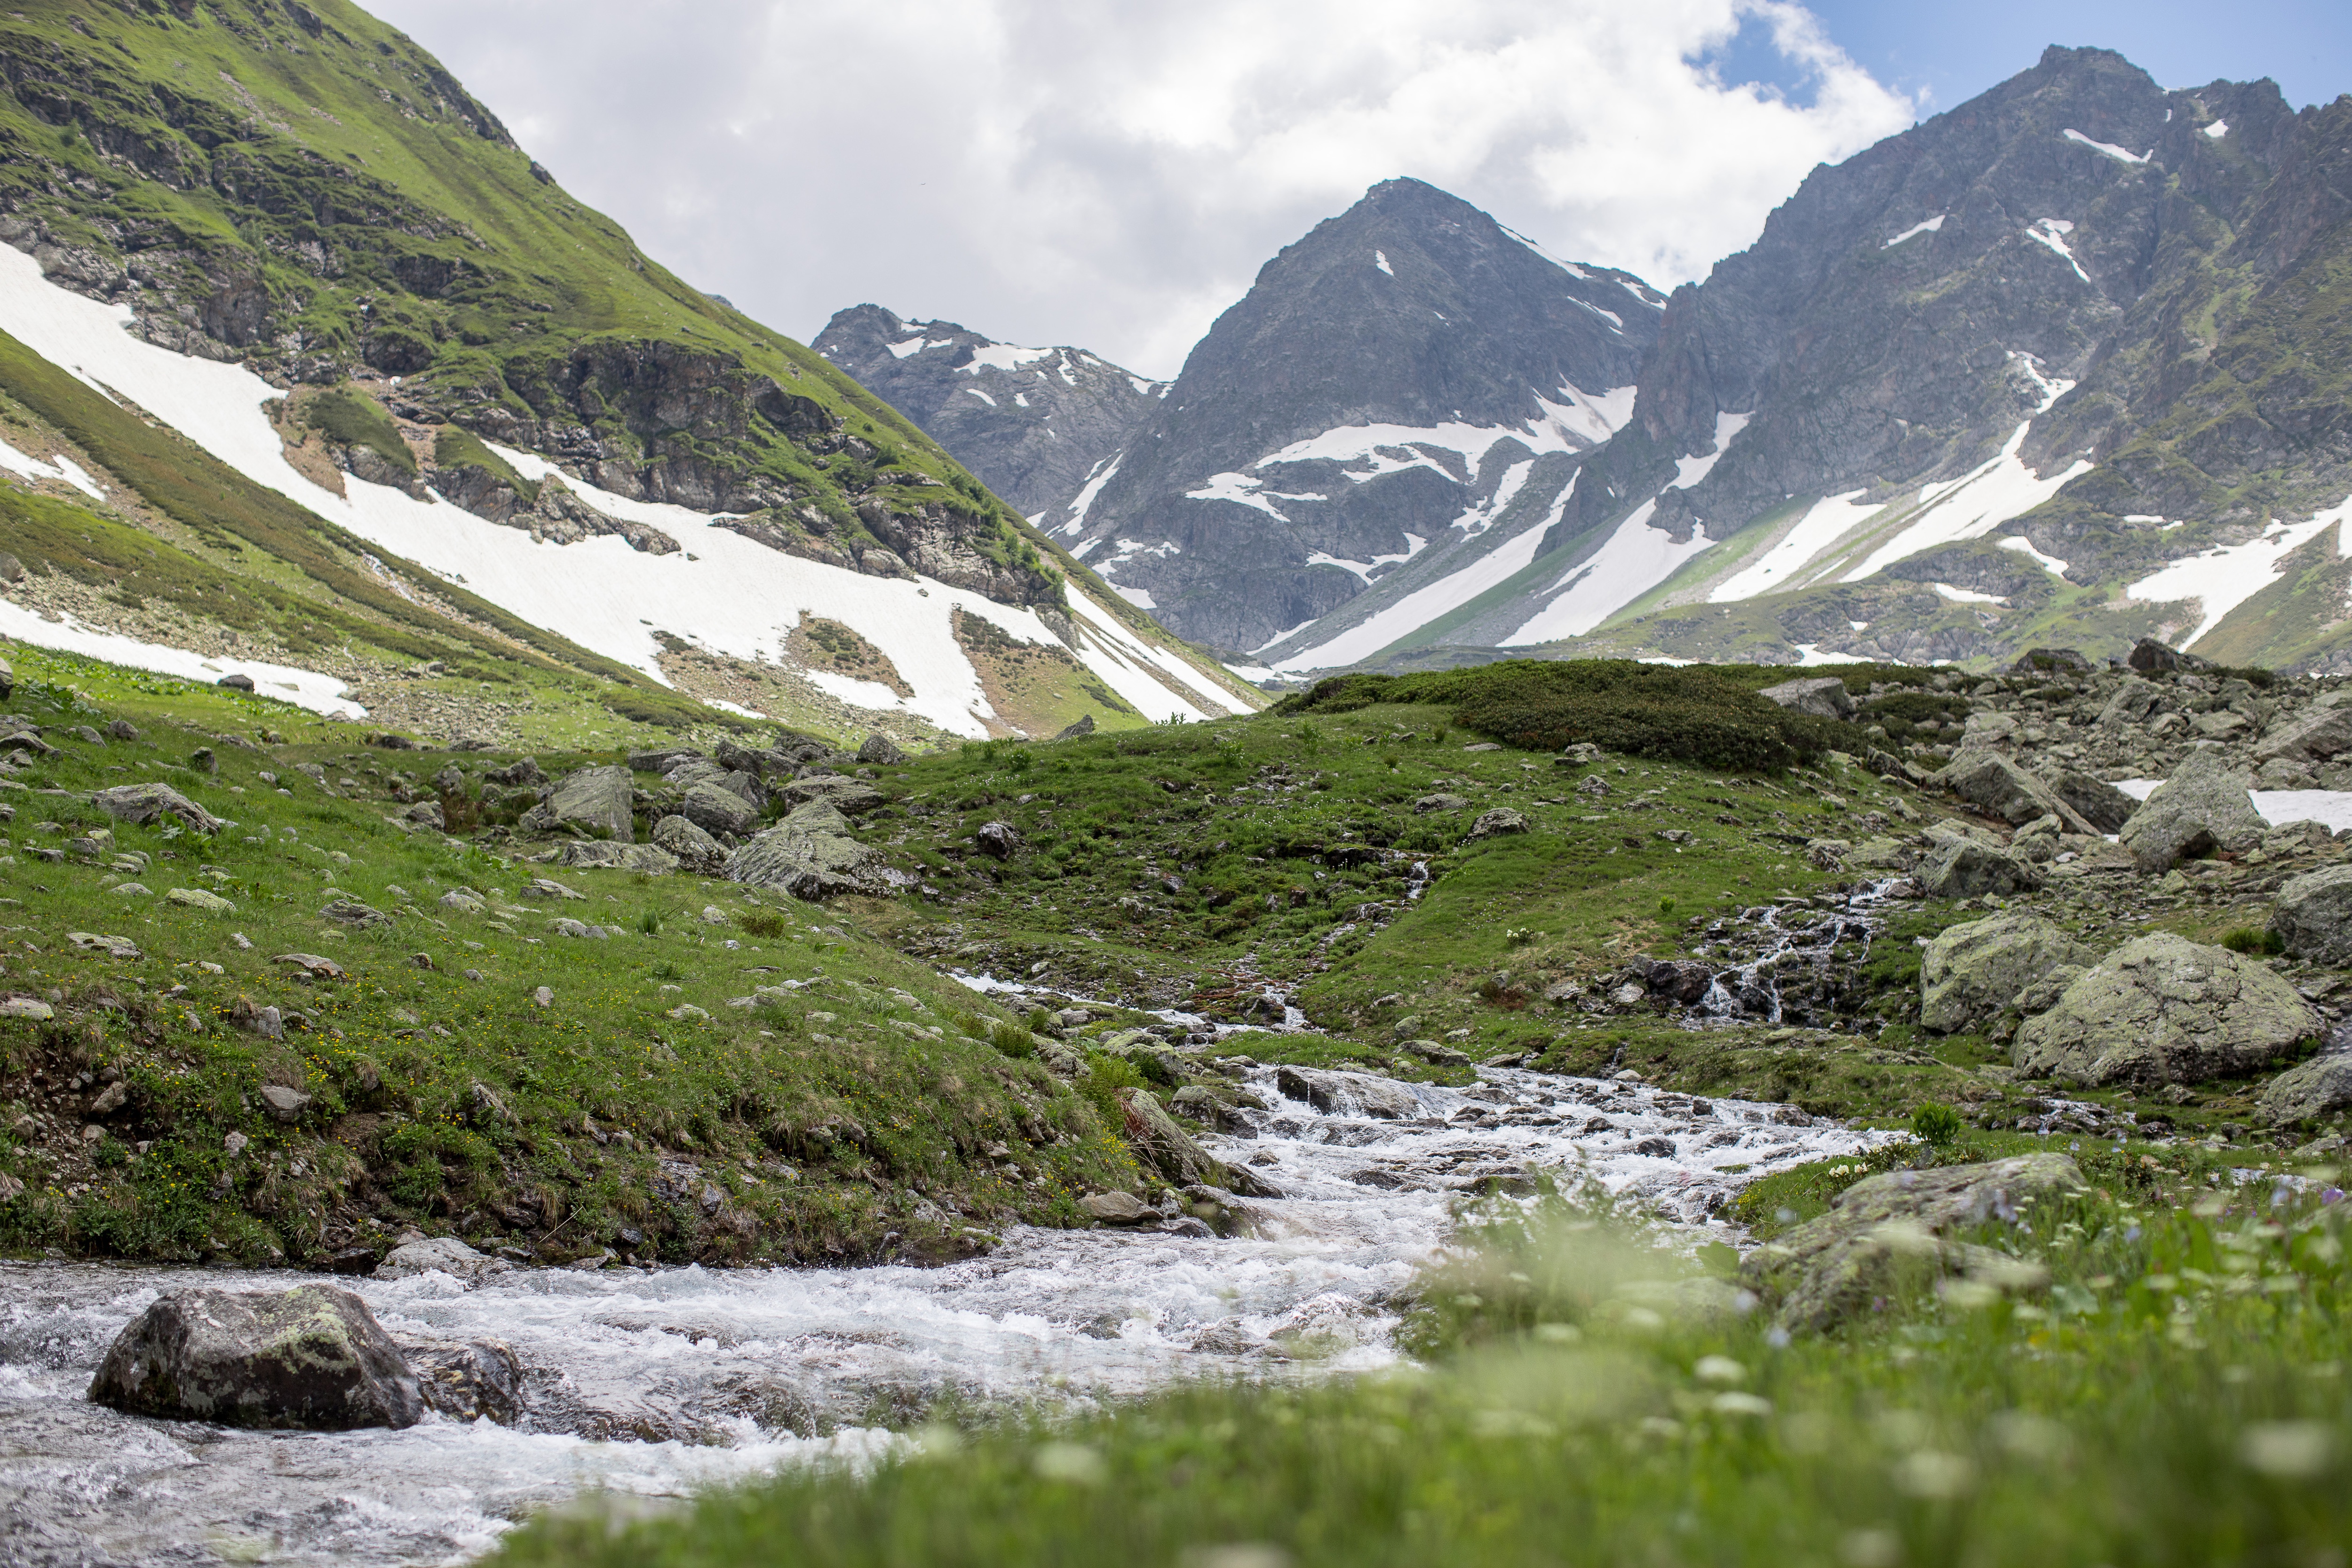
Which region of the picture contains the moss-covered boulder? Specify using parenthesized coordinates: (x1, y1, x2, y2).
(88, 1285, 421, 1430)
(2013, 933, 2321, 1086)
(1920, 912, 2098, 1034)
(2118, 749, 2266, 873)
(2271, 864, 2352, 965)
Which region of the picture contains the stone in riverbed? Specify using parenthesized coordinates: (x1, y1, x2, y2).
(1080, 1190, 1150, 1223)
(1118, 1087, 1277, 1197)
(1274, 1065, 1422, 1120)
(87, 1284, 422, 1430)
(372, 1236, 513, 1284)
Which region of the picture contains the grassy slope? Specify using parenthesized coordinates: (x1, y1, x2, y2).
(0, 646, 1143, 1268)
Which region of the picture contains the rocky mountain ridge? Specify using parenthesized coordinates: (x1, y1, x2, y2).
(829, 49, 2352, 681)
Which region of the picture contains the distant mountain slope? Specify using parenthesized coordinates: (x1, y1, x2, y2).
(0, 0, 1254, 742)
(812, 305, 1164, 525)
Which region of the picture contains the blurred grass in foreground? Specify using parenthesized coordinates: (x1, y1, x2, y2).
(496, 1168, 2352, 1567)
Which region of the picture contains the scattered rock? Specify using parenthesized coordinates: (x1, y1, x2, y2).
(1556, 742, 1603, 766)
(781, 774, 886, 817)
(258, 1085, 311, 1122)
(166, 887, 235, 913)
(1465, 807, 1527, 841)
(521, 878, 586, 901)
(2270, 864, 2352, 965)
(216, 673, 255, 692)
(1934, 749, 2095, 833)
(1117, 1087, 1278, 1196)
(1919, 912, 2098, 1034)
(0, 997, 54, 1019)
(532, 986, 554, 1008)
(1414, 793, 1468, 814)
(2259, 1052, 2352, 1126)
(679, 780, 761, 837)
(66, 931, 141, 960)
(856, 732, 907, 766)
(2013, 933, 2322, 1087)
(1742, 1155, 2085, 1332)
(2119, 748, 2266, 873)
(373, 1236, 513, 1284)
(2046, 768, 2139, 834)
(90, 782, 222, 835)
(273, 953, 347, 979)
(728, 801, 886, 898)
(1273, 1065, 1421, 1120)
(1054, 715, 1097, 741)
(550, 840, 678, 874)
(1757, 677, 1855, 720)
(974, 820, 1022, 860)
(2255, 706, 2352, 767)
(320, 898, 390, 928)
(87, 1285, 423, 1430)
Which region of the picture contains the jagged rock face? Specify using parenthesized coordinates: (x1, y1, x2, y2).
(1039, 177, 1662, 650)
(813, 305, 1163, 522)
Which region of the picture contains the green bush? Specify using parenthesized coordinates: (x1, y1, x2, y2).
(739, 909, 788, 939)
(1910, 1100, 1965, 1147)
(1076, 1050, 1146, 1130)
(1274, 660, 1847, 772)
(2221, 926, 2286, 955)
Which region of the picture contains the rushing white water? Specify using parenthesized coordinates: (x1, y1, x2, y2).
(0, 1065, 1896, 1566)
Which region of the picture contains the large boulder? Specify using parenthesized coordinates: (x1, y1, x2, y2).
(2097, 676, 2168, 727)
(2118, 749, 2268, 873)
(2270, 864, 2352, 965)
(856, 732, 907, 766)
(2257, 706, 2352, 766)
(87, 1285, 422, 1430)
(668, 760, 765, 808)
(679, 780, 762, 837)
(652, 813, 728, 873)
(1742, 1155, 2085, 1333)
(2045, 769, 2139, 834)
(2012, 933, 2322, 1087)
(1915, 838, 2039, 899)
(1934, 749, 2094, 833)
(725, 799, 883, 899)
(1756, 677, 1854, 720)
(2129, 637, 2211, 674)
(373, 1236, 512, 1283)
(91, 782, 222, 835)
(2009, 648, 2095, 676)
(1919, 912, 2098, 1034)
(1116, 1088, 1275, 1197)
(519, 764, 632, 840)
(2259, 1052, 2352, 1127)
(782, 775, 887, 816)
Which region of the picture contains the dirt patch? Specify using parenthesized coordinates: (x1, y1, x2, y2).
(789, 617, 913, 698)
(951, 608, 1129, 739)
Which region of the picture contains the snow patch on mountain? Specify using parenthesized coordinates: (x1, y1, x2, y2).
(1842, 414, 2092, 583)
(0, 243, 1241, 736)
(0, 599, 363, 718)
(0, 436, 104, 500)
(2126, 501, 2352, 647)
(1884, 215, 1947, 247)
(1672, 412, 1753, 490)
(1709, 490, 1878, 602)
(1504, 500, 1715, 645)
(2063, 128, 2148, 163)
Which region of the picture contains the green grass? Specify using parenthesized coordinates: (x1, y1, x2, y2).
(493, 1170, 2352, 1567)
(0, 651, 1136, 1268)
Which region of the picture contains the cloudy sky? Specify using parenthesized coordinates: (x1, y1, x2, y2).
(370, 0, 2351, 380)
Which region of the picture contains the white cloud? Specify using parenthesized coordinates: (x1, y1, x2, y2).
(369, 0, 1914, 377)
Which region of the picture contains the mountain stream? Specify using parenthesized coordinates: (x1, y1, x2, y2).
(0, 1066, 1897, 1566)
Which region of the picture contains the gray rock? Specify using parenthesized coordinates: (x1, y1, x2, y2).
(402, 799, 445, 831)
(1742, 1155, 2085, 1333)
(679, 780, 761, 837)
(1919, 912, 2098, 1034)
(1756, 676, 1854, 720)
(652, 814, 728, 873)
(217, 672, 255, 692)
(2129, 637, 2211, 675)
(725, 801, 883, 899)
(1115, 1087, 1276, 1195)
(1414, 793, 1469, 813)
(856, 732, 907, 766)
(258, 1085, 311, 1122)
(1079, 1190, 1150, 1223)
(408, 1339, 524, 1425)
(90, 782, 222, 835)
(372, 1236, 512, 1284)
(520, 878, 586, 901)
(87, 1285, 422, 1430)
(166, 887, 235, 913)
(2013, 933, 2322, 1086)
(521, 764, 633, 840)
(2008, 648, 2095, 675)
(2271, 864, 2352, 964)
(1465, 807, 1527, 841)
(781, 774, 886, 816)
(2118, 748, 2268, 873)
(2259, 707, 2352, 765)
(551, 840, 679, 874)
(2097, 676, 2168, 727)
(1274, 1065, 1422, 1120)
(439, 890, 485, 914)
(975, 820, 1021, 859)
(2047, 768, 2139, 834)
(1915, 838, 2039, 899)
(2259, 1052, 2352, 1126)
(1934, 748, 2094, 833)
(320, 898, 390, 927)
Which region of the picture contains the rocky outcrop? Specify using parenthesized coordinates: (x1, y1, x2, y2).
(1758, 677, 1855, 720)
(1915, 837, 2039, 898)
(519, 764, 633, 841)
(1919, 912, 2098, 1034)
(2118, 749, 2267, 872)
(1935, 750, 2095, 833)
(2012, 933, 2321, 1086)
(90, 782, 222, 835)
(88, 1285, 422, 1430)
(1742, 1155, 2085, 1333)
(724, 800, 883, 899)
(679, 780, 761, 838)
(652, 813, 728, 873)
(1116, 1087, 1276, 1197)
